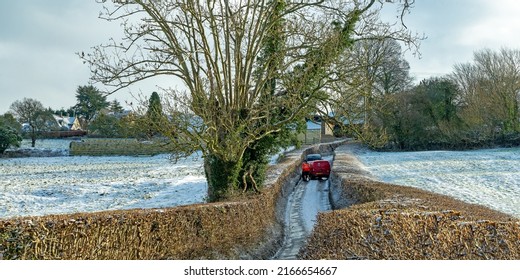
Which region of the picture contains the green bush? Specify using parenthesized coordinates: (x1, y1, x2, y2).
(0, 126, 22, 153)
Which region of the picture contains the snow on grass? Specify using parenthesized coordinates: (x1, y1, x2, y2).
(353, 147, 520, 218)
(19, 139, 72, 150)
(0, 152, 206, 219)
(269, 146, 296, 165)
(4, 139, 72, 157)
(1, 139, 299, 219)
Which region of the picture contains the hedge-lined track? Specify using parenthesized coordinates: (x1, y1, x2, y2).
(300, 143, 520, 260)
(274, 156, 333, 260)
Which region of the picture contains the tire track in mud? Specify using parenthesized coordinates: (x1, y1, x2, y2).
(273, 177, 332, 260)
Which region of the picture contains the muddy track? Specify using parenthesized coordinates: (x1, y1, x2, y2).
(273, 157, 333, 260)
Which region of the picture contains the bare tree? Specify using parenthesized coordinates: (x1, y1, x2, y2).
(452, 48, 520, 138)
(9, 98, 55, 147)
(83, 0, 420, 201)
(325, 38, 415, 147)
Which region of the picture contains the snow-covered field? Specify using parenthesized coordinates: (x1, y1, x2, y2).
(19, 138, 71, 150)
(353, 147, 520, 218)
(0, 138, 294, 219)
(0, 152, 207, 219)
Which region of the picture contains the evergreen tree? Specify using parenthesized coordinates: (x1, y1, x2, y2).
(145, 92, 164, 137)
(146, 92, 163, 123)
(110, 99, 125, 114)
(74, 85, 109, 128)
(0, 126, 22, 153)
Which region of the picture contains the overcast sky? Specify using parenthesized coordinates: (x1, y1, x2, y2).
(2, 0, 520, 114)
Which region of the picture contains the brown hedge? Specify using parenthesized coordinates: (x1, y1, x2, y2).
(300, 143, 520, 260)
(0, 162, 288, 260)
(0, 200, 277, 260)
(301, 210, 520, 260)
(0, 141, 346, 260)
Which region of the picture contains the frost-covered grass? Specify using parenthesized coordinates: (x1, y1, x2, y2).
(1, 139, 297, 219)
(354, 147, 520, 218)
(0, 152, 206, 219)
(19, 138, 72, 150)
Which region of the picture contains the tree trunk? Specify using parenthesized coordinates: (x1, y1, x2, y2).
(203, 153, 243, 202)
(31, 128, 36, 148)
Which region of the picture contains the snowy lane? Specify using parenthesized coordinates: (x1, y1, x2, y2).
(301, 179, 332, 233)
(275, 179, 331, 260)
(0, 153, 207, 219)
(274, 156, 333, 260)
(354, 147, 520, 218)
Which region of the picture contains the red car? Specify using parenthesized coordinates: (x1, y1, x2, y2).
(301, 153, 331, 181)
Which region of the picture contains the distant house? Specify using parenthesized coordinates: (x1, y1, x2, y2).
(67, 117, 82, 130)
(322, 119, 335, 136)
(321, 112, 364, 138)
(53, 115, 82, 131)
(298, 112, 364, 144)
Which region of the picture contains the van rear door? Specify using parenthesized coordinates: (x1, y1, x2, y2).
(311, 160, 330, 178)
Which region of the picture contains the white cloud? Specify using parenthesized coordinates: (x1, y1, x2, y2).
(0, 1, 125, 113)
(2, 1, 520, 113)
(457, 1, 520, 50)
(401, 0, 520, 82)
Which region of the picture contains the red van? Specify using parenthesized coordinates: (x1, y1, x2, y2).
(302, 153, 331, 181)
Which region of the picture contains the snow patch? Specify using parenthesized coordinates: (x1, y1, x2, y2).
(0, 152, 206, 219)
(353, 147, 520, 218)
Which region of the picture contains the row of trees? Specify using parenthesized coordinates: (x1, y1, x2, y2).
(1, 86, 172, 153)
(89, 92, 166, 138)
(1, 85, 127, 149)
(348, 47, 520, 150)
